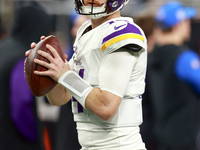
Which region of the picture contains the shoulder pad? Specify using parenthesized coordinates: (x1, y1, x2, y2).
(101, 19, 145, 53)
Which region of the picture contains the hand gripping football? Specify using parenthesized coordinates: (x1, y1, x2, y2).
(25, 35, 65, 96)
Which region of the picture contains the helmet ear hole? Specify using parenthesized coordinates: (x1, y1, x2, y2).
(107, 0, 126, 11)
(107, 0, 119, 11)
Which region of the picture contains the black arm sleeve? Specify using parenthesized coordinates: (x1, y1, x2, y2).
(122, 44, 142, 52)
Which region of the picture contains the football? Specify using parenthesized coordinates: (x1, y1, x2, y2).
(25, 35, 65, 96)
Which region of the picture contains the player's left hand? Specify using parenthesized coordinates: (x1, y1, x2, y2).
(33, 44, 70, 82)
(24, 36, 46, 73)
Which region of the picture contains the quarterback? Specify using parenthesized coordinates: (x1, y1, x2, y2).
(26, 0, 147, 149)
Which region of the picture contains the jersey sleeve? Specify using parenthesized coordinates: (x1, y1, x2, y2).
(99, 51, 137, 97)
(101, 19, 147, 56)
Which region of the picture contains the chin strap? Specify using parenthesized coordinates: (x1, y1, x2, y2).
(81, 3, 107, 19)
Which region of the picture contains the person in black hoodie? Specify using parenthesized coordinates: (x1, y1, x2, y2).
(0, 16, 8, 41)
(142, 1, 200, 150)
(0, 1, 53, 149)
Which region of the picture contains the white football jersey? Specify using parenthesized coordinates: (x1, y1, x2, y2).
(68, 17, 147, 149)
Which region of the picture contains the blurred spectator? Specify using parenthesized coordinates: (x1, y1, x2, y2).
(134, 14, 157, 53)
(134, 14, 159, 150)
(143, 1, 200, 150)
(0, 1, 53, 150)
(71, 15, 89, 39)
(54, 15, 88, 150)
(187, 19, 200, 55)
(67, 10, 89, 61)
(0, 6, 10, 40)
(0, 18, 9, 40)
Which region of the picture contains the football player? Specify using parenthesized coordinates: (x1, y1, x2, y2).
(26, 0, 147, 149)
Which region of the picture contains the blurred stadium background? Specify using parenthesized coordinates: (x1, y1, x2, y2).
(0, 0, 199, 63)
(1, 0, 200, 33)
(0, 0, 200, 72)
(0, 0, 200, 52)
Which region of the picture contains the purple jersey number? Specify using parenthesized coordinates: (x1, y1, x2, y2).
(72, 69, 84, 113)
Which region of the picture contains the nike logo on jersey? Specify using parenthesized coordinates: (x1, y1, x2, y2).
(114, 24, 126, 30)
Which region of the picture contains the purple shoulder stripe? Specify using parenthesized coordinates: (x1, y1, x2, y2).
(102, 23, 142, 44)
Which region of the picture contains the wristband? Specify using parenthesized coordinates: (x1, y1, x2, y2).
(58, 70, 93, 108)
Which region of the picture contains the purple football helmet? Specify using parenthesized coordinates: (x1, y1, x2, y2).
(74, 0, 129, 19)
